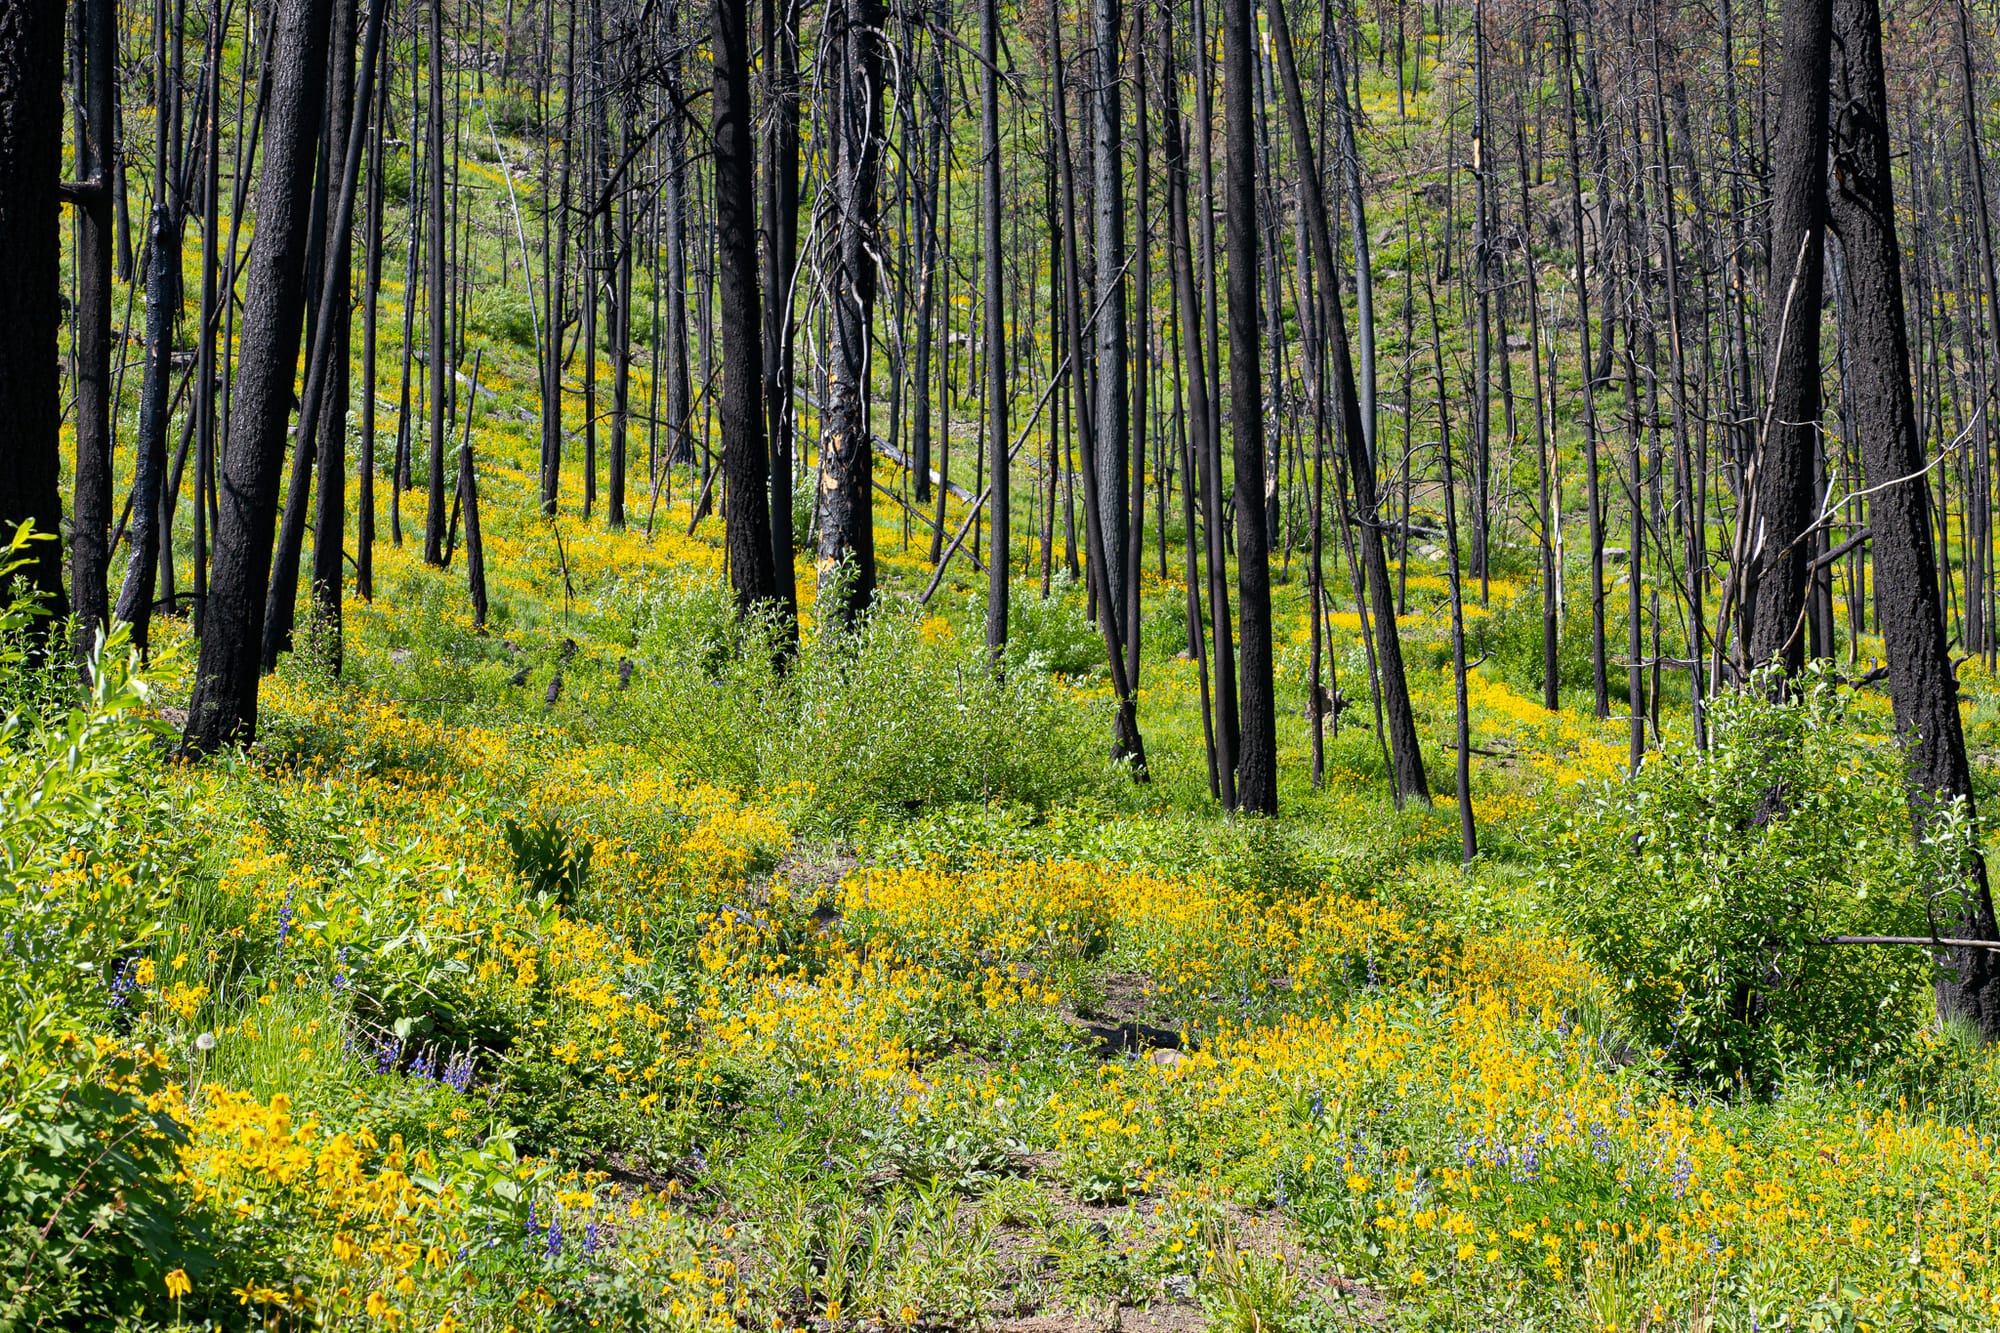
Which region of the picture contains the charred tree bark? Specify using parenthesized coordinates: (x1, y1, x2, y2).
(1745, 0, 1832, 674)
(1160, 3, 1234, 804)
(358, 42, 386, 601)
(459, 350, 488, 629)
(1268, 0, 1429, 805)
(309, 0, 360, 656)
(815, 0, 885, 625)
(714, 0, 778, 609)
(761, 0, 801, 634)
(981, 0, 1007, 660)
(264, 0, 381, 673)
(116, 199, 177, 654)
(1053, 4, 1146, 774)
(183, 0, 335, 751)
(1560, 0, 1608, 716)
(71, 0, 116, 656)
(423, 0, 449, 561)
(1091, 0, 1128, 638)
(0, 0, 68, 625)
(1223, 0, 1276, 813)
(1828, 0, 2000, 1038)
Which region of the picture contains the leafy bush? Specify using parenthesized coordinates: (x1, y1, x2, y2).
(0, 1001, 195, 1326)
(1542, 665, 1949, 1090)
(469, 285, 539, 349)
(624, 571, 1120, 830)
(0, 564, 207, 1321)
(484, 90, 542, 137)
(1477, 578, 1603, 703)
(992, 574, 1103, 678)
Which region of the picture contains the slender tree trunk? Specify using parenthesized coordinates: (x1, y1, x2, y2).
(714, 0, 777, 609)
(661, 50, 689, 470)
(460, 349, 488, 628)
(0, 0, 67, 625)
(71, 0, 116, 656)
(1091, 0, 1128, 638)
(1516, 113, 1558, 710)
(1160, 4, 1235, 804)
(1829, 0, 2000, 1038)
(193, 0, 224, 630)
(1427, 255, 1476, 863)
(1269, 0, 1428, 804)
(816, 0, 885, 624)
(183, 0, 335, 751)
(424, 0, 449, 560)
(358, 44, 385, 601)
(1329, 12, 1375, 461)
(1223, 0, 1276, 813)
(264, 0, 377, 672)
(1744, 0, 1832, 673)
(762, 0, 801, 634)
(1561, 1, 1608, 715)
(310, 0, 362, 659)
(542, 2, 576, 507)
(116, 201, 177, 652)
(981, 0, 1007, 660)
(1054, 4, 1146, 773)
(911, 18, 942, 511)
(117, 0, 186, 653)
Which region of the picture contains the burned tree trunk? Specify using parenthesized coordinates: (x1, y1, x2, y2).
(1744, 0, 1832, 674)
(815, 0, 885, 624)
(0, 0, 68, 624)
(713, 0, 778, 608)
(71, 0, 116, 654)
(981, 0, 1007, 660)
(423, 0, 449, 562)
(1091, 0, 1128, 639)
(1222, 0, 1276, 813)
(761, 0, 801, 632)
(1268, 0, 1429, 807)
(1828, 0, 2000, 1038)
(183, 0, 335, 751)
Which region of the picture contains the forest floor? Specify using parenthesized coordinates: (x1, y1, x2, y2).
(14, 400, 1994, 1330)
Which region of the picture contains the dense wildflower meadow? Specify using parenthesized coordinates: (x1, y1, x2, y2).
(7, 455, 2000, 1333)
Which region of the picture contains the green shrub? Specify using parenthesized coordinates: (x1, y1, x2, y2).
(1477, 577, 1603, 703)
(1541, 664, 1949, 1091)
(0, 994, 198, 1326)
(484, 90, 542, 138)
(991, 574, 1102, 678)
(469, 286, 540, 349)
(0, 567, 206, 1322)
(623, 570, 1119, 830)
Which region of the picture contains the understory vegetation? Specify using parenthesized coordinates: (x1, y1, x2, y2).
(7, 500, 2000, 1331)
(11, 0, 2000, 1321)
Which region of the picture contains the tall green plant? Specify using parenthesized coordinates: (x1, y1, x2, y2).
(1543, 665, 1956, 1090)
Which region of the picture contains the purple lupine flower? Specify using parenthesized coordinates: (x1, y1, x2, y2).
(546, 1218, 563, 1258)
(583, 1222, 601, 1256)
(1671, 1152, 1694, 1199)
(444, 1051, 476, 1093)
(274, 886, 295, 955)
(108, 957, 138, 1009)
